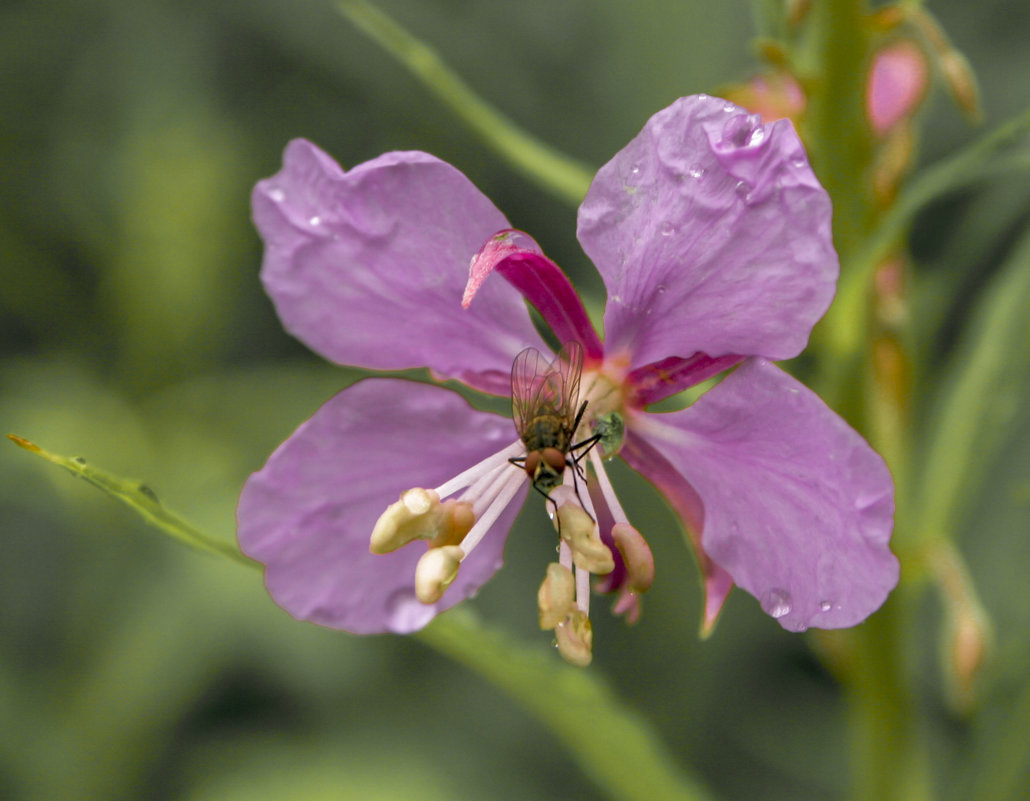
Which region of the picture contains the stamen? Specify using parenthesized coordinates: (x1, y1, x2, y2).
(576, 562, 591, 615)
(370, 489, 474, 554)
(559, 538, 573, 571)
(550, 486, 614, 576)
(538, 562, 576, 629)
(433, 439, 525, 500)
(555, 609, 593, 667)
(588, 447, 629, 524)
(414, 545, 464, 604)
(459, 468, 525, 557)
(612, 523, 655, 593)
(466, 460, 517, 519)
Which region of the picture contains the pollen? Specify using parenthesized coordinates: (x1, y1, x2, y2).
(555, 609, 594, 667)
(414, 545, 464, 604)
(538, 562, 576, 630)
(369, 488, 474, 554)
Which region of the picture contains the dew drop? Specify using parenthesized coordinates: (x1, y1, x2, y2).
(735, 181, 752, 200)
(660, 222, 675, 237)
(819, 600, 833, 612)
(791, 156, 807, 169)
(688, 164, 705, 179)
(719, 113, 765, 149)
(267, 187, 285, 202)
(761, 588, 793, 619)
(308, 215, 322, 226)
(630, 163, 641, 176)
(656, 283, 667, 294)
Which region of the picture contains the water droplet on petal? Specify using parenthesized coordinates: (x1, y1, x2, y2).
(630, 163, 641, 176)
(656, 284, 667, 294)
(660, 222, 675, 237)
(308, 215, 322, 226)
(819, 600, 833, 612)
(720, 113, 766, 150)
(735, 181, 752, 200)
(761, 588, 793, 619)
(688, 164, 705, 179)
(268, 188, 285, 202)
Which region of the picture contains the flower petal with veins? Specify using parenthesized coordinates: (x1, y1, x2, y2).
(254, 141, 547, 394)
(238, 378, 525, 634)
(632, 358, 898, 631)
(578, 95, 837, 369)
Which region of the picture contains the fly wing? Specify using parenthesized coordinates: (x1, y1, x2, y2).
(511, 346, 551, 435)
(552, 341, 584, 425)
(511, 341, 584, 436)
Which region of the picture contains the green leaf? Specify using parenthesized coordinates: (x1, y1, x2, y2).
(7, 434, 254, 567)
(912, 224, 1030, 544)
(418, 607, 720, 801)
(335, 0, 594, 207)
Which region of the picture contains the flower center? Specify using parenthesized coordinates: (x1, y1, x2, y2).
(368, 353, 651, 667)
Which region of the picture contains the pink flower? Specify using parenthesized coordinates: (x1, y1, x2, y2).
(238, 95, 898, 662)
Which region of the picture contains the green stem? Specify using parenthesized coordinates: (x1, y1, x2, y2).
(7, 434, 255, 567)
(335, 0, 594, 206)
(418, 609, 719, 801)
(842, 595, 931, 801)
(801, 0, 876, 267)
(799, 3, 930, 800)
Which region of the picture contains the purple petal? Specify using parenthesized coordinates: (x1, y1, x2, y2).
(577, 95, 838, 369)
(622, 427, 736, 634)
(237, 379, 526, 634)
(631, 359, 898, 631)
(254, 141, 547, 393)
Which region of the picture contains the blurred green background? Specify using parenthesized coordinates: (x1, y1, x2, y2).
(3, 1, 1030, 799)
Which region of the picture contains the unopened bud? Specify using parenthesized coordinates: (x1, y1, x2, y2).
(943, 602, 991, 714)
(414, 545, 464, 604)
(931, 541, 993, 714)
(538, 562, 576, 630)
(555, 609, 593, 667)
(370, 489, 473, 554)
(611, 523, 654, 593)
(939, 50, 982, 123)
(555, 503, 614, 575)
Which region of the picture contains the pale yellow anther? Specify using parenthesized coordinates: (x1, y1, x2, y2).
(428, 500, 476, 549)
(537, 562, 576, 630)
(370, 489, 474, 555)
(414, 545, 464, 604)
(611, 523, 654, 593)
(554, 503, 615, 575)
(555, 609, 593, 667)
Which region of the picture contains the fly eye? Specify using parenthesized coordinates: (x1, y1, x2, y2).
(524, 451, 542, 477)
(543, 448, 567, 473)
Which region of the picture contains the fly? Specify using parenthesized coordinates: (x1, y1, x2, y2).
(509, 341, 600, 499)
